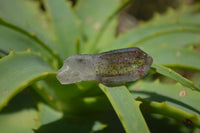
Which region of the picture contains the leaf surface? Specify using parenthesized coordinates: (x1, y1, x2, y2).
(0, 0, 53, 39)
(0, 109, 38, 133)
(0, 88, 40, 133)
(38, 103, 63, 126)
(146, 47, 200, 71)
(0, 51, 55, 110)
(150, 6, 200, 25)
(45, 0, 80, 58)
(103, 23, 200, 52)
(129, 81, 200, 118)
(0, 18, 61, 67)
(151, 64, 200, 92)
(99, 84, 150, 133)
(33, 75, 110, 113)
(75, 0, 119, 43)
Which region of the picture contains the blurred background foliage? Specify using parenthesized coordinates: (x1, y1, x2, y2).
(0, 0, 200, 133)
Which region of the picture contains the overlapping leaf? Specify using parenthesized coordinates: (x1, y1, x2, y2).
(75, 0, 119, 44)
(44, 0, 80, 59)
(0, 108, 38, 133)
(0, 0, 53, 39)
(0, 18, 61, 68)
(0, 51, 55, 110)
(99, 84, 150, 133)
(33, 75, 109, 113)
(81, 0, 132, 53)
(147, 48, 200, 71)
(37, 103, 63, 126)
(138, 99, 200, 128)
(151, 64, 200, 92)
(128, 81, 200, 118)
(0, 91, 39, 133)
(103, 23, 200, 52)
(150, 6, 200, 25)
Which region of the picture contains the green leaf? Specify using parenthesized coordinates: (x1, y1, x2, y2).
(102, 5, 200, 52)
(0, 51, 55, 111)
(103, 23, 200, 52)
(36, 103, 113, 133)
(0, 108, 38, 133)
(33, 74, 85, 112)
(94, 19, 117, 53)
(138, 32, 200, 48)
(128, 81, 200, 118)
(83, 0, 132, 53)
(33, 74, 110, 113)
(44, 0, 80, 59)
(150, 6, 200, 25)
(143, 47, 200, 71)
(36, 111, 123, 133)
(75, 0, 120, 42)
(0, 89, 39, 133)
(138, 99, 200, 128)
(91, 121, 107, 132)
(0, 0, 53, 39)
(151, 63, 200, 92)
(99, 84, 150, 133)
(0, 17, 61, 67)
(37, 103, 63, 126)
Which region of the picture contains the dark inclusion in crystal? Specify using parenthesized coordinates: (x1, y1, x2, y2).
(57, 47, 153, 84)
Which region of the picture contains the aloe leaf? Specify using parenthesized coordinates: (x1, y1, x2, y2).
(34, 75, 110, 113)
(75, 0, 120, 43)
(99, 84, 150, 133)
(150, 6, 200, 25)
(0, 0, 53, 39)
(36, 103, 108, 132)
(0, 17, 62, 67)
(129, 81, 200, 118)
(44, 0, 80, 59)
(102, 5, 200, 52)
(37, 103, 63, 126)
(0, 51, 55, 111)
(35, 103, 67, 133)
(143, 47, 200, 71)
(0, 89, 39, 133)
(151, 63, 200, 92)
(138, 32, 200, 48)
(33, 74, 85, 112)
(103, 23, 200, 52)
(94, 20, 117, 53)
(36, 111, 116, 133)
(35, 102, 119, 133)
(0, 108, 38, 133)
(138, 98, 200, 128)
(84, 0, 132, 53)
(145, 7, 200, 48)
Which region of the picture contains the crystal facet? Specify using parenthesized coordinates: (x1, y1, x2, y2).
(57, 47, 153, 84)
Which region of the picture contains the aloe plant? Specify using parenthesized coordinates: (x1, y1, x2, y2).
(0, 0, 200, 133)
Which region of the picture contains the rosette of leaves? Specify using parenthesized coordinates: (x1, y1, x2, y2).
(0, 0, 200, 133)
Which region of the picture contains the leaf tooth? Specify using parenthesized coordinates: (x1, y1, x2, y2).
(9, 49, 14, 55)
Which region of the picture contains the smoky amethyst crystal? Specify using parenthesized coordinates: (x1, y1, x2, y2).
(57, 47, 153, 84)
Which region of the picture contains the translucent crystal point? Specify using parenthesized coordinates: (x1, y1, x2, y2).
(57, 47, 153, 84)
(56, 54, 96, 84)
